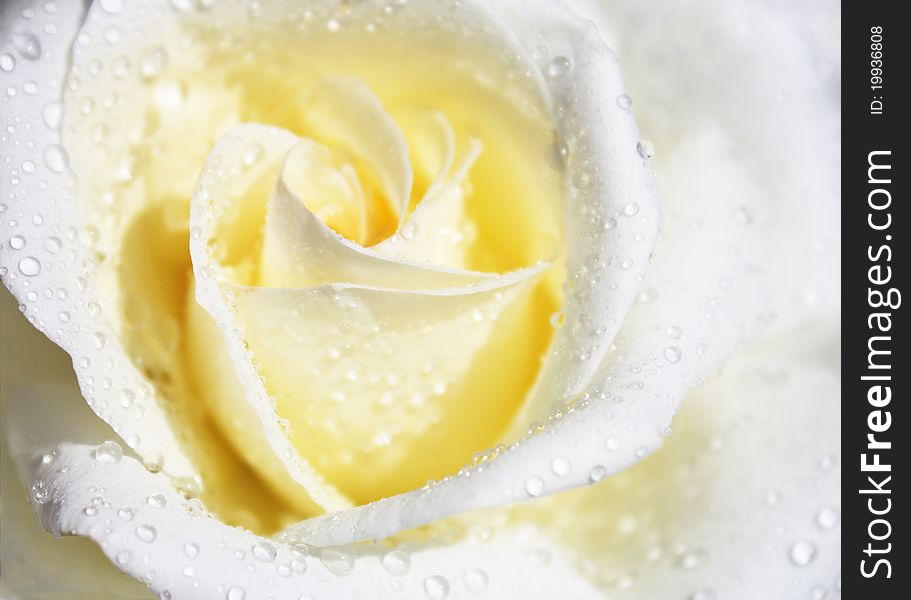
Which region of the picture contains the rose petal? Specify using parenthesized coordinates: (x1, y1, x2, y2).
(0, 292, 152, 600)
(516, 323, 840, 597)
(0, 0, 199, 484)
(190, 122, 549, 506)
(299, 76, 413, 235)
(3, 348, 603, 599)
(280, 120, 769, 547)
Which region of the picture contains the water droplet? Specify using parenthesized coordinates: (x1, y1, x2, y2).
(8, 235, 26, 250)
(551, 457, 571, 476)
(320, 548, 355, 576)
(623, 202, 640, 217)
(789, 541, 817, 567)
(616, 94, 632, 111)
(40, 102, 63, 131)
(117, 507, 135, 521)
(241, 143, 263, 167)
(666, 326, 682, 339)
(381, 550, 410, 576)
(463, 569, 488, 593)
(252, 541, 277, 562)
(147, 493, 167, 508)
(736, 206, 754, 225)
(184, 542, 200, 558)
(664, 346, 682, 364)
(140, 47, 168, 79)
(12, 33, 41, 61)
(0, 54, 15, 72)
(816, 507, 840, 530)
(402, 220, 420, 240)
(545, 56, 572, 79)
(572, 170, 591, 189)
(811, 585, 829, 600)
(525, 477, 545, 497)
(43, 145, 69, 173)
(423, 575, 450, 600)
(30, 480, 50, 504)
(135, 524, 157, 543)
(605, 437, 620, 451)
(636, 140, 656, 159)
(176, 476, 201, 498)
(226, 586, 245, 600)
(94, 440, 123, 464)
(676, 549, 707, 570)
(17, 256, 41, 276)
(99, 0, 124, 13)
(116, 550, 132, 565)
(119, 389, 136, 408)
(589, 465, 607, 482)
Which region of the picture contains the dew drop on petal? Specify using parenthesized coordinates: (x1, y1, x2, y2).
(525, 477, 545, 497)
(551, 457, 571, 476)
(30, 480, 50, 504)
(816, 507, 840, 530)
(676, 549, 707, 570)
(616, 94, 632, 111)
(226, 586, 245, 600)
(623, 202, 640, 217)
(382, 550, 411, 576)
(252, 541, 277, 562)
(184, 542, 200, 558)
(589, 465, 607, 483)
(636, 140, 656, 159)
(17, 256, 41, 277)
(147, 493, 167, 509)
(320, 548, 355, 576)
(423, 575, 450, 600)
(94, 440, 123, 464)
(545, 56, 572, 80)
(789, 541, 818, 567)
(41, 102, 63, 131)
(12, 33, 41, 61)
(664, 346, 682, 364)
(135, 524, 157, 543)
(0, 54, 15, 73)
(43, 145, 69, 173)
(99, 0, 124, 13)
(463, 569, 488, 593)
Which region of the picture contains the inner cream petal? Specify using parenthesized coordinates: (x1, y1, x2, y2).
(375, 138, 482, 267)
(232, 263, 547, 503)
(258, 151, 497, 290)
(299, 77, 412, 242)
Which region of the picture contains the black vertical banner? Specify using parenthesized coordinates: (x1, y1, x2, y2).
(842, 1, 907, 597)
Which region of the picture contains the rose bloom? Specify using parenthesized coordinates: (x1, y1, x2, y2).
(0, 0, 839, 599)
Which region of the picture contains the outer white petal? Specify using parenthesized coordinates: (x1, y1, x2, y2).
(2, 313, 603, 600)
(0, 0, 199, 486)
(1, 292, 152, 600)
(521, 324, 841, 599)
(570, 0, 840, 330)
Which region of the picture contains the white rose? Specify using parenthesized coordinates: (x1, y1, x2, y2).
(0, 0, 839, 599)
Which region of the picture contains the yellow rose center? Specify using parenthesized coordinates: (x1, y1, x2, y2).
(65, 7, 564, 533)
